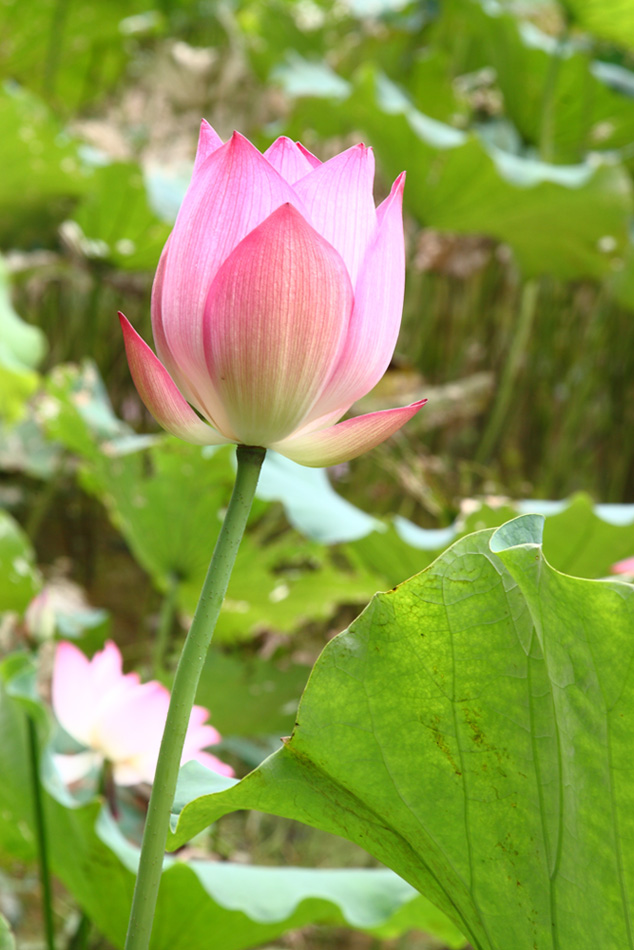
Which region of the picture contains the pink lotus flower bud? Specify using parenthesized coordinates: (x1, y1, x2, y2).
(52, 640, 233, 786)
(119, 122, 425, 467)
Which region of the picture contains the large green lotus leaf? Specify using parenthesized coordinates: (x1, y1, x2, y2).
(281, 63, 632, 279)
(72, 163, 171, 272)
(169, 514, 634, 950)
(561, 0, 634, 49)
(459, 0, 634, 162)
(538, 494, 634, 576)
(0, 510, 41, 614)
(0, 84, 88, 244)
(347, 494, 634, 587)
(0, 665, 465, 950)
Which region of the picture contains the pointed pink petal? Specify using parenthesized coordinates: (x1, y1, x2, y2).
(119, 313, 230, 446)
(272, 399, 426, 467)
(151, 242, 236, 436)
(192, 119, 224, 176)
(264, 136, 316, 183)
(303, 173, 406, 423)
(158, 133, 308, 408)
(185, 704, 221, 745)
(204, 204, 353, 446)
(293, 144, 377, 284)
(183, 723, 222, 755)
(612, 557, 634, 574)
(296, 142, 321, 169)
(182, 704, 222, 756)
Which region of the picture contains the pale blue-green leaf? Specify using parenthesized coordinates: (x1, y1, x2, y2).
(256, 451, 382, 543)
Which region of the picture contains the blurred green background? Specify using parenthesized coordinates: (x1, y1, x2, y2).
(3, 0, 634, 507)
(1, 1, 634, 947)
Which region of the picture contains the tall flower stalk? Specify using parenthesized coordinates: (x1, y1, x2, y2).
(124, 444, 265, 950)
(119, 121, 423, 946)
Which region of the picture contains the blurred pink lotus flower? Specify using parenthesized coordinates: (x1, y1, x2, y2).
(119, 121, 425, 467)
(52, 640, 233, 786)
(611, 556, 634, 576)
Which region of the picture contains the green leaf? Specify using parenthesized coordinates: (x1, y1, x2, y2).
(0, 83, 87, 244)
(0, 0, 163, 111)
(194, 647, 310, 739)
(0, 509, 41, 614)
(459, 0, 634, 162)
(561, 0, 634, 50)
(0, 257, 46, 422)
(0, 913, 16, 950)
(282, 62, 633, 279)
(169, 514, 634, 950)
(72, 162, 171, 271)
(347, 493, 634, 587)
(0, 661, 465, 949)
(257, 451, 382, 543)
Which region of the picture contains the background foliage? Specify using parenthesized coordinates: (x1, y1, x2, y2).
(1, 0, 633, 948)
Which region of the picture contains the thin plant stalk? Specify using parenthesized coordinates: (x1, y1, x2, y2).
(152, 574, 179, 677)
(124, 443, 266, 950)
(27, 715, 56, 950)
(477, 278, 539, 464)
(67, 913, 91, 950)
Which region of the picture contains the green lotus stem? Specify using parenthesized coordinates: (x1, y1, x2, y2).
(27, 715, 56, 950)
(124, 444, 266, 950)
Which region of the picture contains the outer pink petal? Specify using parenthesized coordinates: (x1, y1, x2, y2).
(264, 136, 316, 183)
(293, 144, 377, 284)
(303, 173, 406, 423)
(158, 133, 308, 407)
(151, 242, 236, 436)
(272, 399, 427, 468)
(612, 557, 634, 574)
(53, 641, 143, 747)
(52, 642, 93, 745)
(185, 704, 221, 745)
(97, 681, 168, 765)
(204, 204, 353, 446)
(192, 119, 224, 176)
(119, 313, 230, 446)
